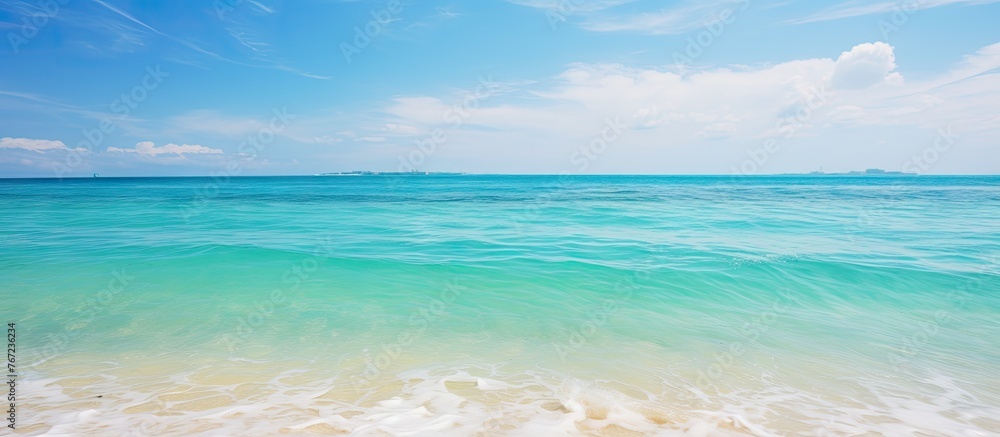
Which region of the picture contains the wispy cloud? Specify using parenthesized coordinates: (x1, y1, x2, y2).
(435, 5, 461, 18)
(92, 0, 160, 34)
(580, 0, 748, 34)
(87, 0, 327, 79)
(247, 0, 276, 14)
(506, 0, 748, 35)
(0, 0, 149, 53)
(221, 0, 277, 61)
(505, 0, 636, 13)
(397, 5, 463, 35)
(349, 41, 999, 173)
(0, 90, 117, 121)
(106, 141, 223, 157)
(225, 26, 273, 59)
(787, 0, 1000, 25)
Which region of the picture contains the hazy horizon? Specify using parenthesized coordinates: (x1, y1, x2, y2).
(6, 171, 1000, 179)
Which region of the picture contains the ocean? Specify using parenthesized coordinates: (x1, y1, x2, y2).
(3, 175, 999, 436)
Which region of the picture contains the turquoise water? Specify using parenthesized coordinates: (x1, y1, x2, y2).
(2, 175, 999, 436)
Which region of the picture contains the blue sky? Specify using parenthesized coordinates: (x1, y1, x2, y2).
(0, 0, 998, 176)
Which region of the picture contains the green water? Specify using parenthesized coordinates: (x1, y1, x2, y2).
(2, 176, 998, 435)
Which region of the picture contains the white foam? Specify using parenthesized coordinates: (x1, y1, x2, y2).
(18, 362, 1000, 436)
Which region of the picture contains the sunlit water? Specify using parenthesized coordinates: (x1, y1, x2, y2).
(3, 175, 999, 436)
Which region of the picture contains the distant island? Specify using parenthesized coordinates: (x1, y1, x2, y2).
(784, 168, 917, 176)
(315, 171, 466, 176)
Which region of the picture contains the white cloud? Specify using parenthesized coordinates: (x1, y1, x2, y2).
(788, 0, 1000, 25)
(45, 41, 992, 175)
(697, 122, 737, 140)
(827, 105, 867, 122)
(435, 5, 461, 18)
(581, 0, 748, 35)
(0, 137, 73, 152)
(106, 141, 223, 156)
(505, 0, 635, 13)
(246, 0, 275, 14)
(631, 104, 687, 129)
(386, 97, 451, 124)
(831, 42, 901, 89)
(506, 0, 748, 35)
(382, 123, 423, 135)
(313, 135, 343, 145)
(370, 41, 998, 173)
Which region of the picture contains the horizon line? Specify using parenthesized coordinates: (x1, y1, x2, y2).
(3, 173, 1000, 180)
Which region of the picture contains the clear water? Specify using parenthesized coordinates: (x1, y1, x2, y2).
(3, 175, 999, 436)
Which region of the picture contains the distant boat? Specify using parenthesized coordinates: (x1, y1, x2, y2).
(93, 173, 100, 178)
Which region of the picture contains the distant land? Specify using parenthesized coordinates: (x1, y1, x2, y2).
(315, 171, 466, 176)
(782, 168, 917, 176)
(314, 169, 917, 177)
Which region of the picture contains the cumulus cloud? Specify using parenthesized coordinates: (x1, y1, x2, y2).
(106, 141, 223, 156)
(359, 40, 998, 173)
(0, 137, 72, 152)
(376, 44, 917, 144)
(831, 42, 902, 89)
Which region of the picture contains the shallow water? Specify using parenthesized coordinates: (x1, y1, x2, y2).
(3, 175, 999, 435)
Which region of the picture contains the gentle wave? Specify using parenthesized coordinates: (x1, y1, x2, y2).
(3, 176, 999, 435)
